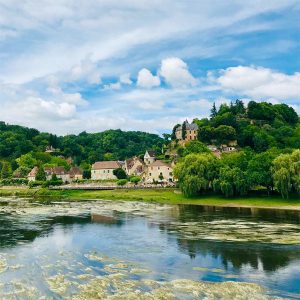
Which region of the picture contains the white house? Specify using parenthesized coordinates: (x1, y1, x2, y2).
(144, 160, 174, 183)
(27, 166, 38, 182)
(124, 156, 145, 176)
(44, 166, 71, 183)
(91, 161, 121, 180)
(144, 150, 156, 165)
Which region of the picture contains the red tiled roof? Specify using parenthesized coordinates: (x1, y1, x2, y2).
(69, 167, 83, 176)
(148, 160, 171, 168)
(92, 161, 121, 170)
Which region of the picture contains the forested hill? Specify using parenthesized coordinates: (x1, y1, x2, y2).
(0, 122, 163, 170)
(193, 100, 300, 151)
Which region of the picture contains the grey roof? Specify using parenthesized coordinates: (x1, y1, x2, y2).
(176, 121, 198, 131)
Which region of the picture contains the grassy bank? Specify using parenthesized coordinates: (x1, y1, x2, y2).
(0, 187, 299, 209)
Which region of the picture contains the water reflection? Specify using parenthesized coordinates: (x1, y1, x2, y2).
(0, 199, 299, 298)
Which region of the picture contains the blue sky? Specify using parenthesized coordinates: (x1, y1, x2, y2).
(0, 1, 300, 135)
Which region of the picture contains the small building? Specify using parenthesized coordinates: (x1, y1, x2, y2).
(44, 166, 70, 183)
(91, 161, 121, 180)
(69, 167, 83, 181)
(144, 150, 156, 165)
(27, 166, 39, 182)
(124, 157, 145, 176)
(144, 160, 174, 183)
(175, 121, 198, 141)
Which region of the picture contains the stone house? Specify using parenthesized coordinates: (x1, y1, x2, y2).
(44, 166, 70, 183)
(91, 161, 121, 180)
(175, 121, 198, 141)
(69, 167, 83, 181)
(144, 160, 174, 183)
(124, 156, 145, 176)
(144, 150, 156, 165)
(28, 166, 39, 182)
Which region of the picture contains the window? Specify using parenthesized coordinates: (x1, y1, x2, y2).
(107, 170, 110, 173)
(149, 173, 151, 176)
(169, 172, 173, 176)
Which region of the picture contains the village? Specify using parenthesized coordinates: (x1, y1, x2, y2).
(26, 120, 238, 186)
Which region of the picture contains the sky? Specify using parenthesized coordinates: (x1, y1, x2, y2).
(0, 0, 300, 135)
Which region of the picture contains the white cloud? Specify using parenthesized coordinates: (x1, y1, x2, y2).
(120, 73, 132, 85)
(159, 57, 197, 88)
(103, 82, 121, 90)
(137, 68, 160, 88)
(216, 66, 300, 100)
(70, 55, 101, 84)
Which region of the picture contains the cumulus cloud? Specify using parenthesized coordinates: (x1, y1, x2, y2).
(137, 68, 160, 88)
(159, 57, 197, 88)
(216, 66, 300, 100)
(120, 73, 132, 85)
(103, 82, 121, 90)
(70, 56, 101, 84)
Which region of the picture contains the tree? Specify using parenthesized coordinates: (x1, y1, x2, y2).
(83, 170, 91, 179)
(16, 153, 37, 170)
(113, 168, 127, 179)
(171, 124, 181, 140)
(174, 153, 218, 196)
(182, 121, 187, 140)
(130, 176, 141, 185)
(210, 102, 217, 118)
(272, 150, 300, 198)
(198, 126, 215, 143)
(213, 166, 250, 197)
(214, 125, 236, 144)
(182, 141, 209, 156)
(1, 162, 12, 179)
(247, 151, 276, 193)
(35, 166, 46, 181)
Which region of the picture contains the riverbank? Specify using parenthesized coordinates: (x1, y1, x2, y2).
(0, 187, 299, 210)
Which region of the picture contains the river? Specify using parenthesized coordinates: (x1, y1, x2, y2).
(0, 198, 299, 299)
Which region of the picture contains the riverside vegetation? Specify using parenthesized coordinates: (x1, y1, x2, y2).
(0, 100, 299, 201)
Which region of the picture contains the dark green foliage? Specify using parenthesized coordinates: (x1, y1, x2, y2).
(182, 122, 187, 140)
(36, 166, 46, 181)
(210, 102, 217, 118)
(1, 162, 12, 179)
(196, 100, 299, 151)
(83, 170, 91, 179)
(171, 124, 181, 140)
(0, 123, 163, 176)
(113, 168, 127, 179)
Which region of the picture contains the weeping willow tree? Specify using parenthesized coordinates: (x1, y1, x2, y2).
(213, 166, 249, 197)
(272, 150, 300, 198)
(174, 153, 218, 197)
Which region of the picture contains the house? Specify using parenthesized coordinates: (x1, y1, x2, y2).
(144, 160, 174, 183)
(44, 166, 70, 183)
(144, 150, 156, 165)
(28, 166, 39, 182)
(69, 167, 83, 181)
(91, 161, 121, 180)
(45, 145, 60, 153)
(124, 157, 145, 176)
(175, 121, 198, 141)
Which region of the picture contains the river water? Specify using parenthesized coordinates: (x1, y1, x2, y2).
(0, 198, 299, 299)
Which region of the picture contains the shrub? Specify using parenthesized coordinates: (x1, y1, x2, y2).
(117, 179, 128, 186)
(130, 176, 141, 185)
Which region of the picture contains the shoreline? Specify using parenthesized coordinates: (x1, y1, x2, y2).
(0, 187, 299, 211)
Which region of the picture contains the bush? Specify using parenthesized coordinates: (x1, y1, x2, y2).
(44, 178, 63, 187)
(117, 179, 128, 186)
(29, 181, 45, 188)
(113, 168, 127, 179)
(130, 176, 141, 185)
(0, 178, 28, 185)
